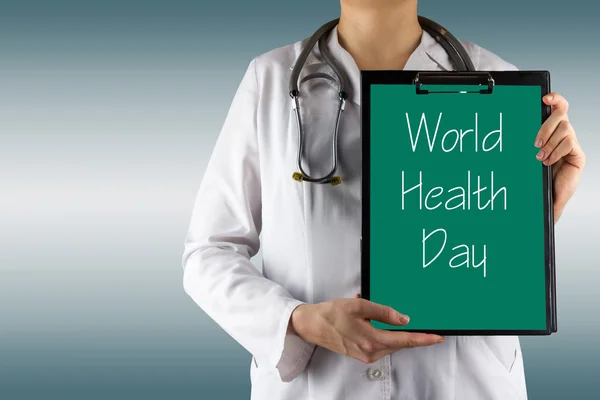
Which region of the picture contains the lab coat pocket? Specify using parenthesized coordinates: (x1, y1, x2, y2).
(478, 336, 519, 374)
(467, 336, 523, 398)
(249, 355, 285, 400)
(250, 355, 269, 384)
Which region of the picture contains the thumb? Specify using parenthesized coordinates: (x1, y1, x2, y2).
(357, 299, 410, 326)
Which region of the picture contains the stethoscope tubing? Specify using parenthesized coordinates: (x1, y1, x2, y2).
(290, 17, 475, 185)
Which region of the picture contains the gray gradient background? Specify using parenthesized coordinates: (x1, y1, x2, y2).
(1, 1, 598, 399)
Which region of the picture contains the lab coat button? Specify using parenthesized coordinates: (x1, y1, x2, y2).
(367, 367, 384, 380)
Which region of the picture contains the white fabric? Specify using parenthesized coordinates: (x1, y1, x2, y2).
(182, 25, 527, 400)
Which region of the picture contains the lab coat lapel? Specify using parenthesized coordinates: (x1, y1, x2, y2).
(418, 29, 458, 72)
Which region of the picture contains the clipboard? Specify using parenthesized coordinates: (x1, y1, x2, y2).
(360, 70, 556, 335)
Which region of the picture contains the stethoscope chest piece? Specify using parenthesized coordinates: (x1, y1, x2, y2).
(292, 171, 342, 186)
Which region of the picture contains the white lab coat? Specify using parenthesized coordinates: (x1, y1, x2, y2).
(182, 25, 528, 400)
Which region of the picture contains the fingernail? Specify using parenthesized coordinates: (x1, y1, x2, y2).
(535, 138, 543, 147)
(536, 149, 545, 160)
(437, 337, 445, 343)
(398, 314, 410, 323)
(546, 95, 553, 101)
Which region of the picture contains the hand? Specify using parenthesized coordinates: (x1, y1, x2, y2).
(290, 294, 444, 364)
(535, 92, 586, 223)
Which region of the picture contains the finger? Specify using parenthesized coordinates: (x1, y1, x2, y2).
(355, 299, 410, 326)
(543, 135, 574, 166)
(365, 333, 445, 363)
(375, 330, 445, 349)
(534, 109, 568, 149)
(543, 92, 569, 113)
(536, 119, 571, 162)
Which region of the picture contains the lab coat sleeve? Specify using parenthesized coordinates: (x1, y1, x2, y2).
(181, 57, 316, 383)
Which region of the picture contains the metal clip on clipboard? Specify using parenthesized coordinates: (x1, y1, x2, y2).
(413, 71, 495, 94)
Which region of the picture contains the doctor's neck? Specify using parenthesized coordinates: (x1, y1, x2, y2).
(337, 0, 422, 70)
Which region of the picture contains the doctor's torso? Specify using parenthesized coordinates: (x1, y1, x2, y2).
(203, 27, 528, 400)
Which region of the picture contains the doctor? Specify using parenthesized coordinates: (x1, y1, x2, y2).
(182, 1, 586, 399)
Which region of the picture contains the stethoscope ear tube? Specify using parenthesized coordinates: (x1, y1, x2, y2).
(318, 27, 350, 99)
(289, 18, 342, 98)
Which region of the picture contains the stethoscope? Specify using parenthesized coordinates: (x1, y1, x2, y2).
(289, 16, 476, 186)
